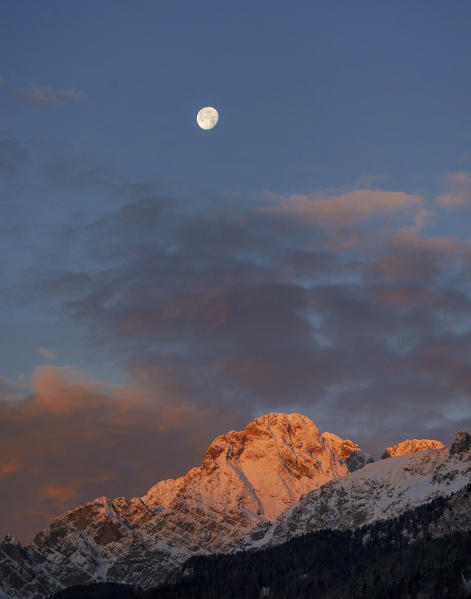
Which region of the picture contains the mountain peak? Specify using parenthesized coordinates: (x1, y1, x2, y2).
(143, 411, 363, 523)
(450, 430, 471, 455)
(381, 438, 445, 459)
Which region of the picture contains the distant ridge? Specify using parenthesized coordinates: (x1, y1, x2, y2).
(381, 437, 445, 458)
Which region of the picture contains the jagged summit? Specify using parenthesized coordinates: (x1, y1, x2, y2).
(381, 437, 445, 459)
(450, 430, 471, 455)
(243, 431, 471, 549)
(142, 412, 363, 522)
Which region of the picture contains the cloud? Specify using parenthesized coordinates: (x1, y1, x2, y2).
(0, 76, 4, 86)
(0, 458, 23, 480)
(38, 347, 56, 360)
(26, 189, 471, 433)
(37, 484, 78, 508)
(263, 189, 422, 228)
(0, 377, 23, 402)
(6, 176, 471, 541)
(436, 172, 471, 207)
(17, 85, 86, 107)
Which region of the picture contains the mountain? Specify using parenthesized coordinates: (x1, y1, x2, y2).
(0, 413, 367, 599)
(2, 414, 468, 599)
(381, 437, 445, 458)
(242, 430, 471, 549)
(135, 486, 471, 599)
(49, 484, 471, 599)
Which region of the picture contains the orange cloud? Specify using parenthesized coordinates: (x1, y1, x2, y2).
(0, 365, 245, 542)
(38, 484, 78, 505)
(0, 457, 23, 479)
(31, 365, 110, 414)
(436, 172, 471, 207)
(264, 189, 422, 228)
(38, 347, 56, 360)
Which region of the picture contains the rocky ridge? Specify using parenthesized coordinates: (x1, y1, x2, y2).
(0, 413, 367, 599)
(381, 438, 445, 458)
(242, 430, 471, 549)
(1, 415, 467, 599)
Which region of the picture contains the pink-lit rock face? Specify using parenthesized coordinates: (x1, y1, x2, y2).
(382, 438, 445, 458)
(243, 438, 471, 550)
(142, 412, 362, 523)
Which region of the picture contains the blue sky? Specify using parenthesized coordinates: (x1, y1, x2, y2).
(2, 0, 470, 380)
(1, 1, 471, 540)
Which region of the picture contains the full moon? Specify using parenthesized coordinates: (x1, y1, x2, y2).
(197, 106, 219, 130)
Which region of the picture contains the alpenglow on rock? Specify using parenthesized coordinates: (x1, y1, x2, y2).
(381, 438, 445, 459)
(0, 413, 367, 599)
(242, 432, 471, 550)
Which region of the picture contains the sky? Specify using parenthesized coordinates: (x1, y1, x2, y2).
(1, 0, 471, 542)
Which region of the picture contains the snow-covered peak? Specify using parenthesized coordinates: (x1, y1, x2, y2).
(382, 438, 445, 458)
(142, 412, 363, 522)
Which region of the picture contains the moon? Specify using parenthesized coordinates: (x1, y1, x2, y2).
(197, 106, 219, 130)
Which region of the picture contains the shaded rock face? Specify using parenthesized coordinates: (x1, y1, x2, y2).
(346, 450, 374, 472)
(450, 430, 471, 456)
(0, 413, 364, 599)
(381, 438, 445, 459)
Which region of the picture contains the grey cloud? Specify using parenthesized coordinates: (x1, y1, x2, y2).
(17, 85, 86, 107)
(6, 171, 464, 466)
(6, 179, 471, 541)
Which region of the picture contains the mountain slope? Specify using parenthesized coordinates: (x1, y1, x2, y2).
(0, 413, 365, 599)
(133, 485, 471, 599)
(243, 431, 471, 549)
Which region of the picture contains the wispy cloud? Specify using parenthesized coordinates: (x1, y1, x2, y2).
(38, 347, 56, 360)
(436, 172, 471, 208)
(0, 458, 23, 480)
(28, 184, 471, 444)
(263, 189, 422, 228)
(17, 84, 86, 107)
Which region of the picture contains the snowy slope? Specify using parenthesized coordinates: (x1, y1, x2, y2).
(242, 433, 471, 549)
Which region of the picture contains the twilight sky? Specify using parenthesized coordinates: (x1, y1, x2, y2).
(1, 1, 471, 542)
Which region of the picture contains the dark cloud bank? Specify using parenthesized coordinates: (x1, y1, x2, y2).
(2, 175, 471, 541)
